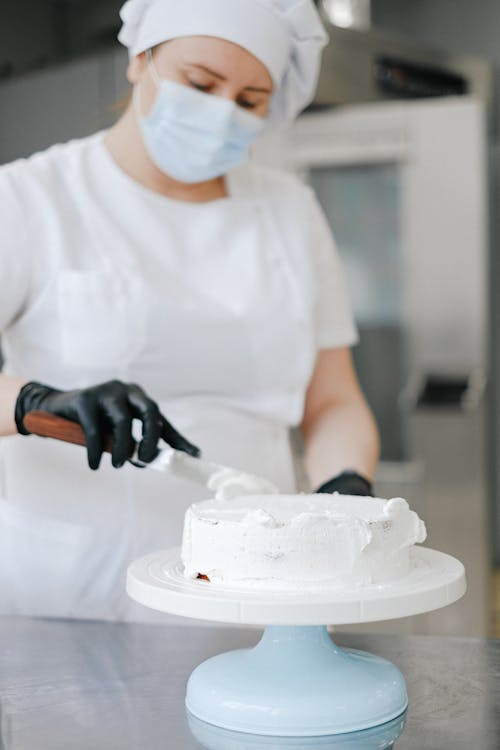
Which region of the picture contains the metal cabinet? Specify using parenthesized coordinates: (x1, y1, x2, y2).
(0, 46, 128, 165)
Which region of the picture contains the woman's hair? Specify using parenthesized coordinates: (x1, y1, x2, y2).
(112, 44, 161, 115)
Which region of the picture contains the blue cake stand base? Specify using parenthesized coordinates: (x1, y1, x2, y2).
(185, 625, 408, 736)
(127, 547, 465, 736)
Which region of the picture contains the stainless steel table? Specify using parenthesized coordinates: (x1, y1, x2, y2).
(0, 618, 497, 749)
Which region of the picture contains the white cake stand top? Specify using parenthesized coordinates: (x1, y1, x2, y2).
(126, 546, 466, 626)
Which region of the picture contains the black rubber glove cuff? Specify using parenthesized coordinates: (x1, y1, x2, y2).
(315, 470, 374, 497)
(15, 381, 56, 435)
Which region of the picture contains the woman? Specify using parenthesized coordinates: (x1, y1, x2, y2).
(0, 0, 379, 622)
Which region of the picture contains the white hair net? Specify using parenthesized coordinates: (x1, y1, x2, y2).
(118, 0, 328, 125)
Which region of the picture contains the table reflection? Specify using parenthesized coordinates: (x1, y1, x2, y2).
(187, 710, 407, 749)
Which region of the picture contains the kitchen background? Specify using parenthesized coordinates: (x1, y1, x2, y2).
(0, 0, 498, 638)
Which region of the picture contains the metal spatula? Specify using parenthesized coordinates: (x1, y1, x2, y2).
(23, 411, 278, 499)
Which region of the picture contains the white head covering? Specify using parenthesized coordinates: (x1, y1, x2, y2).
(118, 0, 328, 125)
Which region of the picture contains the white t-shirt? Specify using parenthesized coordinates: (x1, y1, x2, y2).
(0, 133, 358, 621)
(0, 131, 357, 427)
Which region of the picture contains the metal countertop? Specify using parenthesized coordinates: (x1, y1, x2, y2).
(0, 617, 498, 749)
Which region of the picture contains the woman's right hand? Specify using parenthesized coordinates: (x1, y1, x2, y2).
(15, 380, 200, 470)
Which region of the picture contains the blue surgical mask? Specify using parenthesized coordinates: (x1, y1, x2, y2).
(134, 51, 266, 183)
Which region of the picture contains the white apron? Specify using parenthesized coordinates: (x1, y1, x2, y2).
(0, 163, 318, 623)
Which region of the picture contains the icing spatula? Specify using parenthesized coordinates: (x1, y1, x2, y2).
(23, 411, 278, 499)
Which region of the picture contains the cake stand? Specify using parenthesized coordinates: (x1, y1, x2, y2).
(127, 546, 465, 737)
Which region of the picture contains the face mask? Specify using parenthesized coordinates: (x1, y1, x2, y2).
(134, 52, 266, 183)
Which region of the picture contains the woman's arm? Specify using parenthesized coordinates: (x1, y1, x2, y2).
(300, 347, 379, 490)
(0, 374, 27, 436)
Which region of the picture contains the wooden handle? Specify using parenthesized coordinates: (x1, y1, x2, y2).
(23, 411, 114, 454)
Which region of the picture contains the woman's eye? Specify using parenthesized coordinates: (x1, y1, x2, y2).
(238, 100, 257, 110)
(190, 81, 210, 92)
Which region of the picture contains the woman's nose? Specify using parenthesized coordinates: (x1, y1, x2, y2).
(216, 85, 240, 103)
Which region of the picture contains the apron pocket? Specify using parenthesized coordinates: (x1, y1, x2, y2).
(57, 269, 147, 370)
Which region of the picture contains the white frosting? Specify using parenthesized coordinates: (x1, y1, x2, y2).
(181, 494, 427, 590)
(207, 468, 279, 501)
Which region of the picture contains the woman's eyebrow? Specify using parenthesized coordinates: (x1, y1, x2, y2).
(189, 63, 226, 80)
(189, 63, 272, 94)
(243, 85, 272, 94)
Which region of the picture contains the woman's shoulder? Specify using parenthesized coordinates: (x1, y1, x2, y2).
(0, 133, 104, 203)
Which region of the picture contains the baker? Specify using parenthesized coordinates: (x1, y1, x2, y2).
(0, 0, 379, 622)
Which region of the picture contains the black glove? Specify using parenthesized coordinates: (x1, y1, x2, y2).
(15, 380, 200, 471)
(315, 470, 374, 497)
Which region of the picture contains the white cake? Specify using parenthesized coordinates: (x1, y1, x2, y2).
(181, 494, 427, 590)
